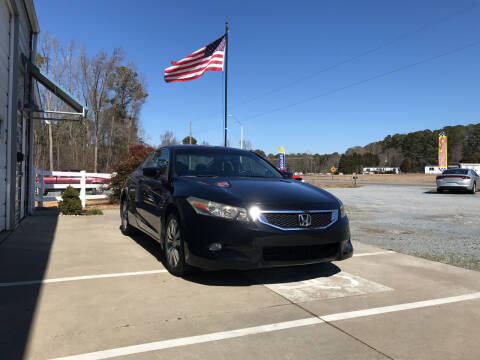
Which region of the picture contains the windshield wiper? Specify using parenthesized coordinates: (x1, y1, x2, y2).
(183, 175, 218, 178)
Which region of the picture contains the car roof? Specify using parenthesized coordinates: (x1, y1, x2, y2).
(160, 144, 253, 154)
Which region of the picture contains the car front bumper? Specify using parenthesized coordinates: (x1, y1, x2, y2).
(180, 208, 352, 270)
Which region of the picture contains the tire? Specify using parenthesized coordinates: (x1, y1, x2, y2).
(470, 182, 476, 194)
(437, 188, 443, 193)
(120, 199, 136, 236)
(163, 213, 192, 277)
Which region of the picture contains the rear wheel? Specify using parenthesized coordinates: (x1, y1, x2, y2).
(120, 199, 136, 236)
(470, 182, 476, 194)
(163, 214, 192, 277)
(437, 188, 443, 193)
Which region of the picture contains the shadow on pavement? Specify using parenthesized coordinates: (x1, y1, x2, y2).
(424, 190, 475, 195)
(185, 262, 341, 287)
(0, 209, 59, 360)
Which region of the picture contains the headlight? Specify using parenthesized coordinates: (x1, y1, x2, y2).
(339, 201, 346, 219)
(187, 197, 249, 222)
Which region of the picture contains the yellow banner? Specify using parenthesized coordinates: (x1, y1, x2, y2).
(438, 135, 447, 169)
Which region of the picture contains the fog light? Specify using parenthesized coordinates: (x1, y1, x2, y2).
(208, 242, 222, 251)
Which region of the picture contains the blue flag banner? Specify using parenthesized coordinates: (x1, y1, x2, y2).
(278, 146, 286, 170)
(279, 154, 286, 170)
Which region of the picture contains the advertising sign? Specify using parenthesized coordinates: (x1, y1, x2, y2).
(438, 134, 447, 169)
(278, 146, 286, 170)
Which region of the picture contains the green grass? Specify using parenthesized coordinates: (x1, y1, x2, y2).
(84, 208, 103, 216)
(413, 252, 480, 271)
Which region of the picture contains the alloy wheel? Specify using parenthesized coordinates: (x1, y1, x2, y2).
(166, 218, 181, 268)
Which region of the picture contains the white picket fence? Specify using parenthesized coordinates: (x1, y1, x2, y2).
(34, 168, 113, 207)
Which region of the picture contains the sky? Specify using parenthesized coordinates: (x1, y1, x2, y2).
(35, 0, 480, 155)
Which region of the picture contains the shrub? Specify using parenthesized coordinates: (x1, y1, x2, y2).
(109, 142, 155, 203)
(58, 186, 82, 215)
(85, 208, 103, 216)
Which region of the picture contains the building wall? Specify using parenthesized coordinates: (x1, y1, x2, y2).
(1, 0, 35, 232)
(0, 0, 12, 232)
(425, 166, 442, 174)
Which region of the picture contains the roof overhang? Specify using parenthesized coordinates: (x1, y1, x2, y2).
(24, 0, 40, 34)
(22, 55, 88, 116)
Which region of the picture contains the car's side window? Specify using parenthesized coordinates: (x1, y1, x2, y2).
(141, 152, 156, 169)
(156, 149, 169, 171)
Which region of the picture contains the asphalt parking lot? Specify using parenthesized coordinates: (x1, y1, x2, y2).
(325, 184, 480, 270)
(1, 186, 480, 360)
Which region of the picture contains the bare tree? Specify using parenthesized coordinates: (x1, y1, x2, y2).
(160, 131, 178, 146)
(80, 47, 123, 172)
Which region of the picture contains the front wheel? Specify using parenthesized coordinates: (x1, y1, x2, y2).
(437, 188, 443, 193)
(163, 214, 192, 277)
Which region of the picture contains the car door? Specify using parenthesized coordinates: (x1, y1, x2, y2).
(134, 152, 157, 235)
(139, 149, 171, 240)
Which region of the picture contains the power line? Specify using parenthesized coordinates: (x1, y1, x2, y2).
(241, 38, 480, 123)
(191, 4, 476, 136)
(226, 4, 477, 112)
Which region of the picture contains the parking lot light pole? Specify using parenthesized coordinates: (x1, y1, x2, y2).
(227, 114, 243, 149)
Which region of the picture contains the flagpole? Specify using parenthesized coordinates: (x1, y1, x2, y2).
(224, 22, 229, 147)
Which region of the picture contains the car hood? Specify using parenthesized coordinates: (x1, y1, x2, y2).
(175, 177, 339, 210)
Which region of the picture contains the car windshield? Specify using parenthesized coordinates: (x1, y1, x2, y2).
(174, 149, 283, 178)
(442, 169, 468, 175)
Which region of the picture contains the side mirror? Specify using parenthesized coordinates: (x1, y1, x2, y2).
(143, 166, 168, 180)
(142, 167, 160, 178)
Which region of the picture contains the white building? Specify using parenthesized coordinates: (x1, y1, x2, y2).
(1, 0, 87, 233)
(425, 166, 443, 174)
(459, 163, 480, 173)
(362, 167, 399, 174)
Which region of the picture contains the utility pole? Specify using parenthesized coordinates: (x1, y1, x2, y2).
(189, 121, 192, 144)
(240, 124, 243, 149)
(227, 114, 243, 149)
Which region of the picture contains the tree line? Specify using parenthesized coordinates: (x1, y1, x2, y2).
(34, 33, 148, 173)
(264, 123, 480, 174)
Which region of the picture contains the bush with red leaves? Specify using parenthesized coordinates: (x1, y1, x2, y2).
(109, 143, 155, 203)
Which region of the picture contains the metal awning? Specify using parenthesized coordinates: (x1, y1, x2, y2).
(22, 55, 88, 118)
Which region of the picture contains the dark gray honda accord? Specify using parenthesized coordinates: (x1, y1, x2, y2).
(120, 145, 353, 276)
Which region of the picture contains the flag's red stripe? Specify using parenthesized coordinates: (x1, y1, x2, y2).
(165, 61, 223, 77)
(164, 62, 222, 80)
(166, 53, 223, 71)
(164, 68, 223, 83)
(164, 63, 223, 81)
(171, 50, 205, 66)
(164, 56, 224, 75)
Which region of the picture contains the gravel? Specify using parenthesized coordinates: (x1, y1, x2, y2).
(322, 184, 480, 271)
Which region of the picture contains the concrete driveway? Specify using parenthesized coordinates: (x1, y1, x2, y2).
(1, 209, 479, 360)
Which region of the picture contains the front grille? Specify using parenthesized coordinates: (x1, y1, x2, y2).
(263, 244, 339, 261)
(262, 212, 333, 229)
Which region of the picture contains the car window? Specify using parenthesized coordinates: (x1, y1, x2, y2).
(174, 149, 282, 178)
(155, 149, 170, 169)
(141, 152, 156, 169)
(442, 169, 468, 175)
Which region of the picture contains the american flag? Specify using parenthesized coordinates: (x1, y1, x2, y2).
(164, 35, 226, 83)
